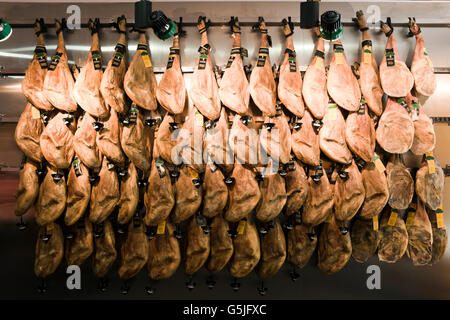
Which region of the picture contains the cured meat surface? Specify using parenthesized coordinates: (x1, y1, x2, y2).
(34, 222, 64, 278)
(354, 11, 383, 115)
(278, 18, 304, 117)
(257, 218, 286, 279)
(350, 218, 380, 263)
(96, 108, 126, 165)
(249, 17, 276, 116)
(73, 112, 101, 169)
(225, 162, 261, 222)
(428, 209, 447, 265)
(155, 113, 181, 164)
(386, 155, 414, 210)
(22, 20, 52, 111)
(415, 158, 444, 211)
(284, 160, 309, 216)
(147, 222, 181, 280)
(319, 104, 352, 164)
(144, 158, 175, 226)
(92, 220, 117, 278)
(327, 40, 361, 112)
(406, 93, 435, 155)
(303, 170, 334, 226)
(121, 107, 153, 173)
(207, 214, 234, 273)
(376, 97, 414, 154)
(89, 157, 120, 224)
(156, 24, 187, 115)
(334, 160, 365, 222)
(228, 114, 259, 166)
(100, 16, 129, 115)
(291, 110, 320, 166)
(360, 161, 389, 219)
(65, 160, 90, 226)
(229, 216, 260, 278)
(124, 31, 157, 111)
(202, 164, 228, 218)
(15, 159, 39, 216)
(287, 224, 317, 269)
(117, 162, 139, 225)
(345, 102, 376, 162)
(255, 167, 287, 222)
(218, 17, 249, 115)
(118, 220, 149, 280)
(379, 21, 414, 97)
(42, 20, 77, 112)
(406, 199, 432, 266)
(72, 19, 109, 119)
(302, 29, 327, 119)
(185, 215, 210, 275)
(172, 166, 202, 224)
(40, 112, 76, 169)
(408, 18, 436, 97)
(15, 103, 43, 163)
(190, 17, 221, 120)
(378, 208, 408, 263)
(65, 217, 93, 266)
(35, 166, 66, 226)
(317, 215, 352, 274)
(259, 112, 292, 165)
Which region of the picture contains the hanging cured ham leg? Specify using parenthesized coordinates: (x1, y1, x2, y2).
(157, 22, 187, 115)
(327, 39, 361, 112)
(302, 28, 327, 119)
(73, 112, 101, 169)
(96, 108, 126, 165)
(408, 17, 436, 97)
(379, 18, 414, 97)
(406, 92, 435, 155)
(376, 97, 414, 154)
(278, 18, 304, 117)
(15, 158, 39, 217)
(15, 103, 44, 163)
(249, 17, 276, 116)
(319, 104, 352, 165)
(259, 111, 292, 165)
(303, 168, 334, 227)
(345, 100, 376, 162)
(40, 112, 76, 169)
(65, 159, 91, 226)
(386, 155, 414, 210)
(219, 17, 249, 115)
(22, 19, 52, 111)
(190, 16, 221, 120)
(43, 19, 77, 112)
(284, 160, 309, 216)
(72, 19, 109, 119)
(291, 110, 320, 166)
(124, 30, 157, 111)
(34, 223, 64, 279)
(353, 11, 383, 116)
(406, 199, 433, 266)
(100, 16, 129, 115)
(359, 160, 389, 220)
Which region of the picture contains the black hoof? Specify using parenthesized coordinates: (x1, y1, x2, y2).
(40, 233, 51, 243)
(186, 279, 196, 291)
(258, 287, 267, 296)
(231, 282, 240, 292)
(16, 217, 27, 231)
(290, 270, 300, 282)
(65, 232, 74, 240)
(145, 286, 155, 295)
(206, 277, 216, 289)
(339, 227, 349, 235)
(38, 279, 47, 294)
(121, 284, 130, 295)
(98, 279, 108, 292)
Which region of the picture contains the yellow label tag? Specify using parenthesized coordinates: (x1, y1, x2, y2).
(363, 51, 372, 64)
(373, 153, 386, 173)
(314, 57, 324, 70)
(406, 211, 416, 227)
(372, 215, 379, 231)
(195, 111, 204, 127)
(436, 213, 444, 229)
(187, 167, 199, 179)
(140, 50, 152, 68)
(328, 104, 337, 121)
(387, 211, 398, 226)
(157, 221, 166, 234)
(335, 52, 343, 65)
(425, 152, 436, 174)
(46, 222, 54, 233)
(237, 220, 247, 235)
(31, 104, 41, 119)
